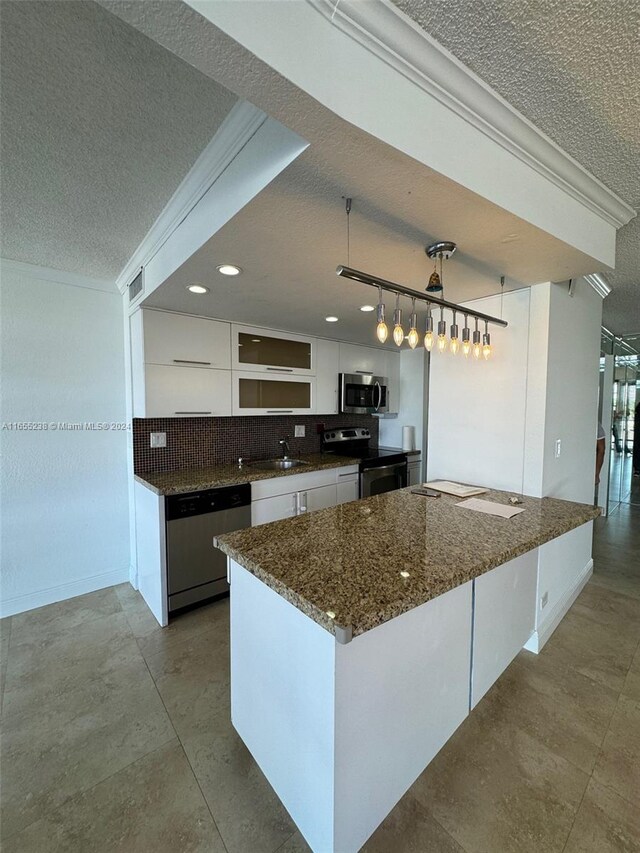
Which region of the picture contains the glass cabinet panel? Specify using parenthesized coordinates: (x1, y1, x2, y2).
(238, 332, 311, 370)
(238, 378, 311, 411)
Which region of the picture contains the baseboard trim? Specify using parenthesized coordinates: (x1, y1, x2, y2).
(524, 559, 593, 654)
(0, 567, 130, 618)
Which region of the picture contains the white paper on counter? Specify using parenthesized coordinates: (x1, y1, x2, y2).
(424, 480, 488, 498)
(455, 498, 525, 518)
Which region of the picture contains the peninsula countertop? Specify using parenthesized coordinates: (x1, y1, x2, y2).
(216, 487, 600, 639)
(134, 453, 360, 496)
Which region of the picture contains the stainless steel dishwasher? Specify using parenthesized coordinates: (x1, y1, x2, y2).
(165, 483, 251, 613)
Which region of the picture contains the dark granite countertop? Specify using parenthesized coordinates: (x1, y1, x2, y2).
(217, 487, 599, 639)
(134, 453, 360, 496)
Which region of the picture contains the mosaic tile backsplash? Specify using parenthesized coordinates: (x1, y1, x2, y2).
(133, 414, 379, 474)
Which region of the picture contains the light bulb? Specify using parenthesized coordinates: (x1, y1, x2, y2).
(450, 336, 460, 355)
(424, 330, 434, 351)
(482, 326, 491, 360)
(392, 295, 403, 347)
(437, 317, 447, 352)
(462, 317, 471, 357)
(407, 300, 418, 349)
(375, 289, 388, 343)
(472, 325, 481, 359)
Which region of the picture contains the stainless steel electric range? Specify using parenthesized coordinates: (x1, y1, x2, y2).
(321, 427, 408, 498)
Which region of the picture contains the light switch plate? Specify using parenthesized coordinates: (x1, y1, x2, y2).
(554, 439, 562, 458)
(294, 425, 305, 437)
(150, 432, 166, 448)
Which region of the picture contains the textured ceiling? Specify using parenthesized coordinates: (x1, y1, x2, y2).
(392, 0, 640, 334)
(0, 0, 237, 280)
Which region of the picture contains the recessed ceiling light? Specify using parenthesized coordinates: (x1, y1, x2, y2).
(186, 284, 209, 294)
(251, 338, 261, 343)
(325, 316, 339, 322)
(360, 305, 375, 312)
(216, 264, 242, 276)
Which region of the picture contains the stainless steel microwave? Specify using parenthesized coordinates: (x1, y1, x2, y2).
(339, 373, 389, 414)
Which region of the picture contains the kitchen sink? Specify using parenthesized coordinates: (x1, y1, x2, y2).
(248, 458, 309, 470)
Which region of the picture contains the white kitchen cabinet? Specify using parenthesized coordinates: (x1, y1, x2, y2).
(233, 371, 316, 416)
(316, 339, 340, 414)
(143, 309, 231, 368)
(384, 351, 400, 413)
(407, 457, 422, 486)
(144, 364, 232, 418)
(251, 465, 359, 526)
(232, 325, 315, 375)
(339, 343, 388, 378)
(336, 469, 359, 504)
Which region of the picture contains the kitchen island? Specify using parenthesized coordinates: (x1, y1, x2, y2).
(216, 487, 599, 853)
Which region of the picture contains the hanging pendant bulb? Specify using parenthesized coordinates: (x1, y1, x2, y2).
(482, 321, 492, 360)
(392, 294, 404, 347)
(423, 306, 434, 352)
(437, 306, 447, 353)
(472, 318, 481, 359)
(375, 286, 388, 343)
(407, 298, 419, 349)
(449, 310, 460, 355)
(462, 315, 471, 357)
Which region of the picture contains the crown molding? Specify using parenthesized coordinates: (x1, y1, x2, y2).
(115, 100, 267, 295)
(0, 258, 116, 293)
(309, 0, 636, 231)
(584, 273, 612, 299)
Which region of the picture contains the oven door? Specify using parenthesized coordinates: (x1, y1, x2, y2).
(360, 461, 408, 498)
(340, 374, 389, 414)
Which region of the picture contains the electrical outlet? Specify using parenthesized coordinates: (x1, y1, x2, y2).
(294, 425, 305, 438)
(541, 591, 549, 609)
(554, 439, 562, 458)
(150, 432, 166, 448)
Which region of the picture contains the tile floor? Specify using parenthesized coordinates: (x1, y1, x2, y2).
(1, 505, 638, 852)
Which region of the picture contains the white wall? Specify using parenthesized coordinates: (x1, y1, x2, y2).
(0, 261, 130, 616)
(427, 288, 532, 492)
(379, 348, 427, 453)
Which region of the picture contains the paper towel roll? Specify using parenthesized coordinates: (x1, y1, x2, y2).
(402, 425, 415, 452)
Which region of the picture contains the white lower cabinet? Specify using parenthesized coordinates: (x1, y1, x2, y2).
(407, 458, 422, 486)
(251, 465, 359, 526)
(144, 364, 232, 418)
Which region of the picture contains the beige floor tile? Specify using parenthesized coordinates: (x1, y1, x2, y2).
(623, 646, 640, 700)
(2, 741, 226, 853)
(362, 793, 465, 852)
(179, 712, 295, 853)
(2, 611, 138, 719)
(590, 569, 640, 601)
(9, 587, 122, 649)
(276, 830, 311, 852)
(564, 778, 640, 852)
(472, 651, 618, 774)
(0, 654, 175, 839)
(573, 582, 640, 641)
(593, 694, 640, 805)
(411, 714, 589, 853)
(537, 607, 637, 693)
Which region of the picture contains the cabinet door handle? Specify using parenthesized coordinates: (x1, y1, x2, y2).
(267, 410, 294, 414)
(172, 359, 212, 366)
(174, 411, 212, 415)
(293, 493, 298, 516)
(355, 370, 373, 375)
(338, 471, 356, 477)
(298, 491, 308, 514)
(266, 367, 294, 373)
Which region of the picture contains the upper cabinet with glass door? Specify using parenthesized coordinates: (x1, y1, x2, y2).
(231, 325, 315, 375)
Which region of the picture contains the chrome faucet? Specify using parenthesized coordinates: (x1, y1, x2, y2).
(279, 437, 290, 460)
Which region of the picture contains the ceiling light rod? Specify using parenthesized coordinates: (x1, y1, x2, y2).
(336, 265, 508, 328)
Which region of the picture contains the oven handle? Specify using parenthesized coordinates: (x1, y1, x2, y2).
(374, 380, 381, 412)
(361, 461, 407, 474)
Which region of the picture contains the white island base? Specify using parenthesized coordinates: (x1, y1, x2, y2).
(229, 534, 591, 852)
